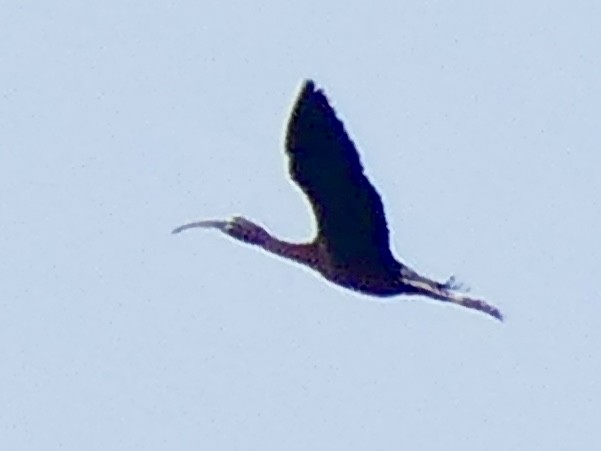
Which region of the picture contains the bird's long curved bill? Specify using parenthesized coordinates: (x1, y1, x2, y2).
(172, 220, 228, 234)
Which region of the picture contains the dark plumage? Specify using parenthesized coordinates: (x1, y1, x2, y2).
(174, 80, 502, 321)
(287, 81, 394, 270)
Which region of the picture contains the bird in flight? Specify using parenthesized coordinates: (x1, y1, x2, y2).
(173, 80, 502, 321)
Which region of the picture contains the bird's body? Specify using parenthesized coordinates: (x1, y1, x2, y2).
(174, 80, 502, 321)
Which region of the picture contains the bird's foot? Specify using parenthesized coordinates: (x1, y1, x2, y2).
(441, 275, 470, 292)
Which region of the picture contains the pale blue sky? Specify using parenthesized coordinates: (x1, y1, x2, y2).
(2, 1, 600, 450)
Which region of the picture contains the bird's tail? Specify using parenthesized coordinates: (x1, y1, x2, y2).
(402, 276, 503, 321)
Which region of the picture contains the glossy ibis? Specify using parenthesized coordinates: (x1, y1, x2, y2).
(173, 80, 502, 321)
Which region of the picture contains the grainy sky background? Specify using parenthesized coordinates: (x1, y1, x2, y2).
(2, 1, 600, 450)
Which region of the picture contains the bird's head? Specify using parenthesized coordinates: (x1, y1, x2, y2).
(172, 216, 271, 247)
(220, 216, 271, 246)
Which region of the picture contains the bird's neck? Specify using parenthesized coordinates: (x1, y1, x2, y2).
(261, 238, 321, 268)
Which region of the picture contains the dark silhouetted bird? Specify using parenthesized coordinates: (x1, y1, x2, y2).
(173, 80, 502, 321)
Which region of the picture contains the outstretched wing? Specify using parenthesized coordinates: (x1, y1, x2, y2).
(285, 80, 395, 269)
